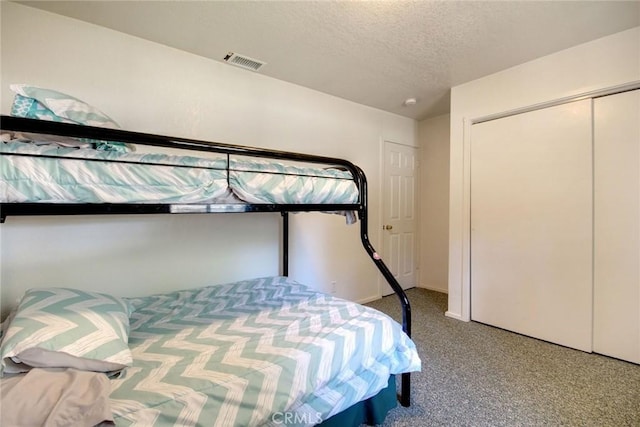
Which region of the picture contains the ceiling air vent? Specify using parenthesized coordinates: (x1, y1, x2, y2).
(223, 52, 266, 72)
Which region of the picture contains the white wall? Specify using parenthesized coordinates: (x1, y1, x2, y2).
(418, 114, 450, 293)
(0, 3, 417, 316)
(448, 27, 640, 321)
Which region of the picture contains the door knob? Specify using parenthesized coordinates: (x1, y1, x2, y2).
(384, 225, 393, 230)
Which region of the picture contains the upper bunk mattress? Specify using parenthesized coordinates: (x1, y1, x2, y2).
(0, 140, 359, 206)
(111, 276, 421, 426)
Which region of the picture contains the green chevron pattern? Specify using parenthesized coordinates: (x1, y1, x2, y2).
(229, 158, 358, 204)
(110, 277, 420, 426)
(0, 288, 133, 375)
(0, 141, 359, 206)
(0, 140, 230, 204)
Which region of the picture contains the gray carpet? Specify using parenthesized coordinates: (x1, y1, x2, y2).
(365, 288, 640, 427)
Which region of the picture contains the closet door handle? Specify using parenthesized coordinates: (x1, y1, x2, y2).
(384, 225, 393, 230)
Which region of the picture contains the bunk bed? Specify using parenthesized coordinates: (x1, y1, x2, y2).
(0, 114, 419, 427)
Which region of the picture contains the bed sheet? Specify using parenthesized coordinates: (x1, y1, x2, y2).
(229, 158, 358, 205)
(0, 140, 360, 207)
(110, 276, 420, 427)
(0, 140, 230, 204)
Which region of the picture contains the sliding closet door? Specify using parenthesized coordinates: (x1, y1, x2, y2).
(470, 99, 593, 352)
(593, 89, 640, 364)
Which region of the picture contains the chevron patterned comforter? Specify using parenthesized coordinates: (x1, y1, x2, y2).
(0, 140, 359, 206)
(110, 276, 421, 427)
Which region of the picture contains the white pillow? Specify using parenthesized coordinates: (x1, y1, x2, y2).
(9, 84, 131, 153)
(10, 84, 119, 128)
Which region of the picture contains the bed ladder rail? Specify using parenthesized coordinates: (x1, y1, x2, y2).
(353, 165, 413, 407)
(281, 212, 289, 276)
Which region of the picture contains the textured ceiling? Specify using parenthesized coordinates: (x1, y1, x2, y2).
(17, 1, 640, 120)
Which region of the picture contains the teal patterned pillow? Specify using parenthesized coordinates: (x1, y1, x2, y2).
(0, 288, 133, 376)
(10, 84, 130, 153)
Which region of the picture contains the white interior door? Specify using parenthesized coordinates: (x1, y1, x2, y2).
(593, 89, 640, 364)
(382, 141, 417, 295)
(470, 99, 593, 352)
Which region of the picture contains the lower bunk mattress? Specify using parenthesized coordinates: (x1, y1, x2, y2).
(0, 277, 419, 426)
(110, 276, 419, 426)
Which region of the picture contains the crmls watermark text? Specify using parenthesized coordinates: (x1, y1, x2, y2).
(271, 411, 323, 425)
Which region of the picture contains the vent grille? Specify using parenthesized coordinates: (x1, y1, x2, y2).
(223, 52, 266, 72)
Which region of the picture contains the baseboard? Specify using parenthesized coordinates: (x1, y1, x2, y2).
(417, 284, 448, 294)
(445, 310, 468, 321)
(357, 294, 382, 305)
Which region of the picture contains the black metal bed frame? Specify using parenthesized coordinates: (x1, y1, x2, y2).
(0, 115, 412, 406)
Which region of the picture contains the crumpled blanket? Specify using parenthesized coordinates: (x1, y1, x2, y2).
(0, 368, 114, 427)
